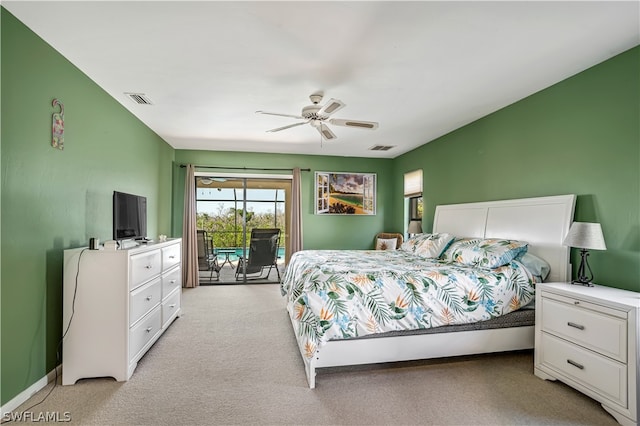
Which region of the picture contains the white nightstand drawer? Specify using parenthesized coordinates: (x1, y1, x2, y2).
(540, 332, 627, 407)
(162, 289, 181, 327)
(541, 297, 627, 362)
(162, 267, 181, 298)
(130, 249, 162, 289)
(129, 306, 162, 362)
(162, 243, 181, 272)
(130, 277, 162, 326)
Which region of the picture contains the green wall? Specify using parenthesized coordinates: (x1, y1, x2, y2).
(173, 150, 394, 250)
(1, 10, 175, 405)
(394, 46, 640, 291)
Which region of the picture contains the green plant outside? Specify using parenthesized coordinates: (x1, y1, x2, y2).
(196, 208, 285, 250)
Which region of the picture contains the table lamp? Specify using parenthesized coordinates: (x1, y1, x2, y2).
(407, 220, 422, 237)
(562, 222, 606, 286)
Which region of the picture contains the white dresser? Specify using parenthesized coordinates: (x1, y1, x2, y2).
(535, 282, 640, 426)
(62, 239, 182, 385)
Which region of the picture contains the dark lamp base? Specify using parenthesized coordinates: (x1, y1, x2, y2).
(573, 248, 595, 288)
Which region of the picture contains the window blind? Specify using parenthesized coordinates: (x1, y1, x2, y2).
(404, 169, 423, 198)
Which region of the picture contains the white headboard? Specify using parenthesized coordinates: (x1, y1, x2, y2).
(432, 195, 576, 282)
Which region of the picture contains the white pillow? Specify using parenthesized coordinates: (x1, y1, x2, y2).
(376, 238, 398, 250)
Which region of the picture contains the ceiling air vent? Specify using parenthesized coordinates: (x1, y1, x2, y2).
(125, 93, 153, 105)
(369, 145, 395, 151)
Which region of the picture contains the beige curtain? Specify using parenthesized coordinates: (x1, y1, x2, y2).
(289, 167, 303, 260)
(182, 164, 199, 288)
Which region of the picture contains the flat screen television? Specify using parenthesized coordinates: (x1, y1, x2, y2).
(113, 191, 147, 241)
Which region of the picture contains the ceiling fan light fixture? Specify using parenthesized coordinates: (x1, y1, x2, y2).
(257, 92, 378, 141)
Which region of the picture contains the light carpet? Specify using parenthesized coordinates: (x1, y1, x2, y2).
(12, 284, 618, 425)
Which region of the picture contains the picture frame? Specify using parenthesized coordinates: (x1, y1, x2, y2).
(315, 172, 376, 215)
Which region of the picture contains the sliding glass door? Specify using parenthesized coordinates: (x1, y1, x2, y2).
(195, 175, 290, 284)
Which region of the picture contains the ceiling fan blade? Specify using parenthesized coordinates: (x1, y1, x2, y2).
(317, 123, 337, 140)
(328, 118, 379, 130)
(256, 110, 304, 119)
(317, 98, 346, 117)
(266, 120, 309, 133)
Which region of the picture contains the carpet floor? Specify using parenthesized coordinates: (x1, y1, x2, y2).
(11, 284, 619, 425)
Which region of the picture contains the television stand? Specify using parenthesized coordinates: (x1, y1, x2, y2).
(62, 238, 182, 384)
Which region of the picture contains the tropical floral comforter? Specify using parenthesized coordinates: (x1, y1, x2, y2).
(281, 249, 535, 360)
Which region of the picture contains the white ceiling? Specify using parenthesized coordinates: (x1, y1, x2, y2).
(4, 1, 639, 158)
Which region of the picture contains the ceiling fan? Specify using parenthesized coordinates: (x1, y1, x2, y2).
(256, 92, 378, 141)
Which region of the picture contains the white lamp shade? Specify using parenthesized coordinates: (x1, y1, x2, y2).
(407, 220, 422, 234)
(563, 222, 607, 250)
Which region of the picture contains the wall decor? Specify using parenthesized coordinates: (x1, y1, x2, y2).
(315, 172, 376, 215)
(51, 98, 64, 150)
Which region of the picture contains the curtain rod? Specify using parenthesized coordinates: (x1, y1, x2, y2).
(179, 164, 310, 172)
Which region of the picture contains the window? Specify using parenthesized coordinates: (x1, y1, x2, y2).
(195, 177, 287, 250)
(404, 169, 423, 226)
(409, 196, 423, 220)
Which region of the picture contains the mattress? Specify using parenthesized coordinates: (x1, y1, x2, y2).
(336, 306, 535, 341)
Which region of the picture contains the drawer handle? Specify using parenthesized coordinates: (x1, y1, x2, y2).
(169, 255, 176, 259)
(145, 295, 153, 301)
(145, 265, 153, 269)
(170, 280, 177, 284)
(146, 326, 153, 333)
(169, 304, 176, 308)
(567, 359, 584, 370)
(567, 322, 585, 330)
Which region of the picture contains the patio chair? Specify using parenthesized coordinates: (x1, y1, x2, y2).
(235, 228, 281, 281)
(197, 230, 220, 282)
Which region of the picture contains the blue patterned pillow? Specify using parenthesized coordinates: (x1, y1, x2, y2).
(441, 238, 528, 269)
(399, 233, 455, 259)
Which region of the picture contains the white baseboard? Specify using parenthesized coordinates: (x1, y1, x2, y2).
(0, 365, 61, 417)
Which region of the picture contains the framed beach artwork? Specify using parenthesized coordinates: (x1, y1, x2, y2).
(315, 172, 376, 215)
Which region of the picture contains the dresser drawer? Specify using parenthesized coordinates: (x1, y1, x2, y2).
(540, 332, 627, 407)
(162, 267, 181, 298)
(162, 289, 181, 327)
(130, 249, 162, 289)
(129, 306, 162, 362)
(162, 243, 181, 272)
(541, 297, 627, 362)
(130, 278, 162, 326)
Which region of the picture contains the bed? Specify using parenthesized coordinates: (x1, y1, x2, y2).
(281, 194, 576, 388)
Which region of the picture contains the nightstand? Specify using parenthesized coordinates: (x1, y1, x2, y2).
(535, 282, 640, 426)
